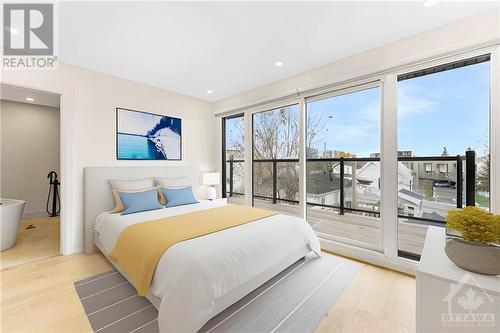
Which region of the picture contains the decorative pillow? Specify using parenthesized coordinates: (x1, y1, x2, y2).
(110, 190, 126, 213)
(161, 186, 199, 208)
(118, 188, 163, 215)
(110, 187, 161, 213)
(155, 177, 190, 188)
(156, 185, 167, 206)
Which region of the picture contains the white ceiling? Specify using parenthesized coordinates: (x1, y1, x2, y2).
(1, 84, 60, 108)
(59, 1, 499, 102)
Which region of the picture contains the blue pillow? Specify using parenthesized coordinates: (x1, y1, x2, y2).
(162, 186, 199, 208)
(118, 188, 163, 215)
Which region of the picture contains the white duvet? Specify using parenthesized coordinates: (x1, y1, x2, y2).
(94, 201, 320, 332)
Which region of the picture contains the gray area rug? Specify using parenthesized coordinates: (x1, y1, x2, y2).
(74, 253, 360, 333)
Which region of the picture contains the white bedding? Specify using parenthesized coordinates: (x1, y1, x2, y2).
(94, 201, 321, 333)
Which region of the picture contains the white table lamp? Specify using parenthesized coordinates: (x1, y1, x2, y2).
(203, 172, 220, 200)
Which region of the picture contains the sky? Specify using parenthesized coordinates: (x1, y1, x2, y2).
(397, 61, 490, 157)
(307, 86, 380, 157)
(225, 116, 245, 151)
(117, 109, 162, 135)
(226, 60, 490, 158)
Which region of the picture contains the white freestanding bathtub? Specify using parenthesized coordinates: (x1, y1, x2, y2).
(0, 198, 26, 251)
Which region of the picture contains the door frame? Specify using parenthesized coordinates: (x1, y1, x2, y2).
(1, 82, 74, 255)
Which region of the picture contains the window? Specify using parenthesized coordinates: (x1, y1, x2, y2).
(437, 163, 448, 174)
(222, 114, 245, 204)
(252, 104, 300, 216)
(306, 85, 382, 250)
(219, 50, 496, 271)
(397, 55, 491, 260)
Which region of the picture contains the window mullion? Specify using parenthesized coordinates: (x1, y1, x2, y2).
(221, 117, 227, 198)
(380, 74, 399, 260)
(244, 110, 253, 207)
(298, 98, 306, 218)
(490, 46, 500, 214)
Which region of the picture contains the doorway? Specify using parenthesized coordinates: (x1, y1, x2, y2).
(0, 84, 62, 269)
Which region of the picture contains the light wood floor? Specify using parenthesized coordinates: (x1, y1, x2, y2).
(1, 251, 415, 333)
(1, 253, 112, 332)
(0, 215, 60, 270)
(315, 256, 416, 333)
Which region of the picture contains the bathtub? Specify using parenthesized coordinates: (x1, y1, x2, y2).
(0, 198, 26, 251)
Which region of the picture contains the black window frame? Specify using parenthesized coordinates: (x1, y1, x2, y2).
(221, 113, 245, 199)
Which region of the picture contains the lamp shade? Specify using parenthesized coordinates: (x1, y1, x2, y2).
(203, 172, 220, 185)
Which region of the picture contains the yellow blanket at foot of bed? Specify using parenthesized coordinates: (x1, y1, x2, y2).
(108, 204, 277, 296)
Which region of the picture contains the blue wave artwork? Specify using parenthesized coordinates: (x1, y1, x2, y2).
(116, 108, 182, 160)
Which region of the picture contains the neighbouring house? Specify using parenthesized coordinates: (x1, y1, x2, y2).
(307, 161, 423, 216)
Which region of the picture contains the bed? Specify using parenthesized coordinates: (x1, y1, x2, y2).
(84, 166, 321, 333)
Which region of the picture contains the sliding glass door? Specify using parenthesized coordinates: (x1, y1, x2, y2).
(222, 114, 245, 204)
(305, 84, 382, 250)
(252, 104, 301, 216)
(219, 49, 498, 268)
(397, 54, 491, 260)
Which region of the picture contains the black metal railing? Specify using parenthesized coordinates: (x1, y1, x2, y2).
(398, 155, 463, 207)
(306, 157, 380, 216)
(225, 151, 476, 224)
(226, 159, 245, 197)
(397, 151, 476, 224)
(252, 158, 300, 205)
(250, 157, 382, 214)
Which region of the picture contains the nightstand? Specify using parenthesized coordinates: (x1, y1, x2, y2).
(416, 227, 500, 333)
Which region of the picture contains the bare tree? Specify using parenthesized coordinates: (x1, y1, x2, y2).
(476, 143, 490, 194)
(227, 117, 245, 159)
(253, 107, 299, 159)
(306, 112, 329, 155)
(252, 107, 299, 200)
(225, 106, 330, 202)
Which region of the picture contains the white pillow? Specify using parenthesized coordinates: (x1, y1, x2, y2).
(108, 178, 156, 212)
(108, 178, 154, 191)
(155, 176, 190, 188)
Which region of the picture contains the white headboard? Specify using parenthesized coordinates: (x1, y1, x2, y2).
(84, 166, 199, 253)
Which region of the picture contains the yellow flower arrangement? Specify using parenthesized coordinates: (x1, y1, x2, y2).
(446, 206, 500, 244)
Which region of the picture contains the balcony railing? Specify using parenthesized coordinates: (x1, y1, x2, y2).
(306, 157, 381, 217)
(253, 159, 300, 205)
(225, 151, 477, 224)
(397, 155, 464, 224)
(226, 159, 245, 197)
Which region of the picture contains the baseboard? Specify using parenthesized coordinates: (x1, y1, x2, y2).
(22, 210, 48, 218)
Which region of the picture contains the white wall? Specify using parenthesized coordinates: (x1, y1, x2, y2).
(0, 100, 60, 216)
(1, 63, 216, 254)
(213, 9, 499, 113)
